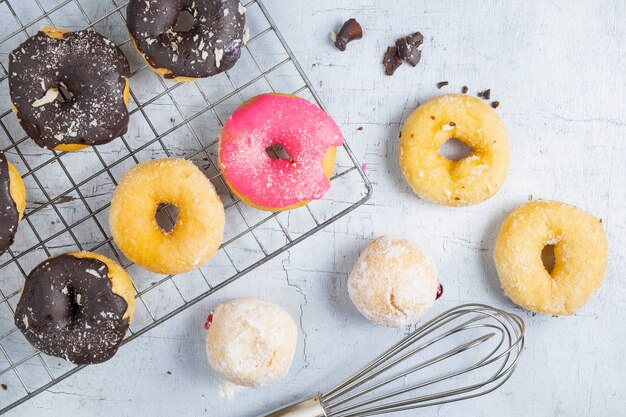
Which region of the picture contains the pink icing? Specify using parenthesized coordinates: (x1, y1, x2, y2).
(219, 94, 344, 209)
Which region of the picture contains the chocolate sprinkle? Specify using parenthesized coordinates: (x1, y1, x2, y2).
(383, 46, 402, 76)
(436, 81, 448, 89)
(461, 86, 468, 94)
(127, 0, 246, 79)
(333, 18, 363, 51)
(14, 254, 130, 365)
(478, 89, 491, 100)
(9, 29, 130, 150)
(0, 153, 19, 256)
(491, 101, 500, 109)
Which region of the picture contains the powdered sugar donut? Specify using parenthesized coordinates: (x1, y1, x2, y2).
(205, 298, 298, 386)
(218, 93, 343, 211)
(348, 236, 440, 327)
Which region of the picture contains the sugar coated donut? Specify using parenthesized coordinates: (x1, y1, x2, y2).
(219, 93, 343, 211)
(494, 200, 608, 315)
(14, 252, 135, 364)
(399, 94, 510, 206)
(348, 236, 440, 327)
(127, 0, 246, 82)
(109, 158, 225, 275)
(205, 298, 297, 386)
(9, 26, 130, 151)
(0, 152, 26, 256)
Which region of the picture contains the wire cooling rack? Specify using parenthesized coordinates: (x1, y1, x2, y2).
(0, 0, 372, 412)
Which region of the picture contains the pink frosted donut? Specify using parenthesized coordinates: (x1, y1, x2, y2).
(218, 93, 343, 211)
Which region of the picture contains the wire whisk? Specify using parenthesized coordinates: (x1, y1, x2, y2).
(260, 304, 525, 417)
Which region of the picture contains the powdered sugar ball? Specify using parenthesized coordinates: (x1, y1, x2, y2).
(205, 298, 298, 387)
(348, 236, 439, 327)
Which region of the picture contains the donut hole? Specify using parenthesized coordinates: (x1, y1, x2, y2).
(64, 285, 82, 319)
(173, 9, 195, 32)
(155, 202, 179, 233)
(438, 138, 473, 161)
(56, 82, 74, 103)
(265, 144, 294, 163)
(541, 244, 557, 275)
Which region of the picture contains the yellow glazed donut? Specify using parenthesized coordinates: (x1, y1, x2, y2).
(109, 158, 225, 275)
(399, 94, 510, 206)
(494, 200, 608, 315)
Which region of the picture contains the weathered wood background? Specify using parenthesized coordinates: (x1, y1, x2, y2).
(2, 0, 625, 416)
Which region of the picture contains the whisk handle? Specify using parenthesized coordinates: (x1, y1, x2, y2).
(258, 396, 326, 417)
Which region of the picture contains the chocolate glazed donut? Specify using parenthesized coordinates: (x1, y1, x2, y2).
(0, 153, 19, 255)
(127, 0, 246, 80)
(14, 253, 134, 364)
(9, 28, 130, 150)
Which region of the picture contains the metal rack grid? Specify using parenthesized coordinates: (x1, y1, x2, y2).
(0, 0, 372, 413)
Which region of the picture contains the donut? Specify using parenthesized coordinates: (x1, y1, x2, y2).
(14, 252, 135, 364)
(494, 200, 608, 315)
(348, 236, 440, 327)
(127, 0, 246, 82)
(205, 298, 298, 386)
(0, 152, 26, 256)
(399, 94, 510, 206)
(9, 26, 130, 151)
(218, 93, 343, 211)
(109, 158, 225, 275)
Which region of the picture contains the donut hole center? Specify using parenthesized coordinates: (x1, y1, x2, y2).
(56, 82, 74, 103)
(65, 285, 82, 319)
(266, 144, 294, 163)
(439, 138, 473, 161)
(32, 83, 74, 107)
(173, 9, 195, 32)
(541, 244, 557, 275)
(155, 203, 179, 233)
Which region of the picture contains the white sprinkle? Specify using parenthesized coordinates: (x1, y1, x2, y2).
(331, 31, 337, 43)
(85, 269, 100, 278)
(238, 3, 246, 14)
(61, 286, 69, 295)
(32, 88, 59, 107)
(214, 48, 223, 67)
(224, 8, 229, 16)
(76, 294, 82, 305)
(22, 315, 28, 329)
(202, 50, 209, 61)
(442, 124, 455, 131)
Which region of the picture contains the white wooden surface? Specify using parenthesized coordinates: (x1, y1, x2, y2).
(7, 0, 626, 415)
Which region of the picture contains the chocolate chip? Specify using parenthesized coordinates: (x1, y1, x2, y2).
(166, 371, 172, 375)
(462, 85, 468, 94)
(430, 115, 435, 120)
(491, 101, 500, 109)
(449, 121, 456, 126)
(356, 126, 363, 131)
(383, 46, 402, 76)
(436, 81, 448, 89)
(1, 384, 7, 390)
(395, 31, 423, 66)
(477, 89, 491, 100)
(333, 18, 363, 51)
